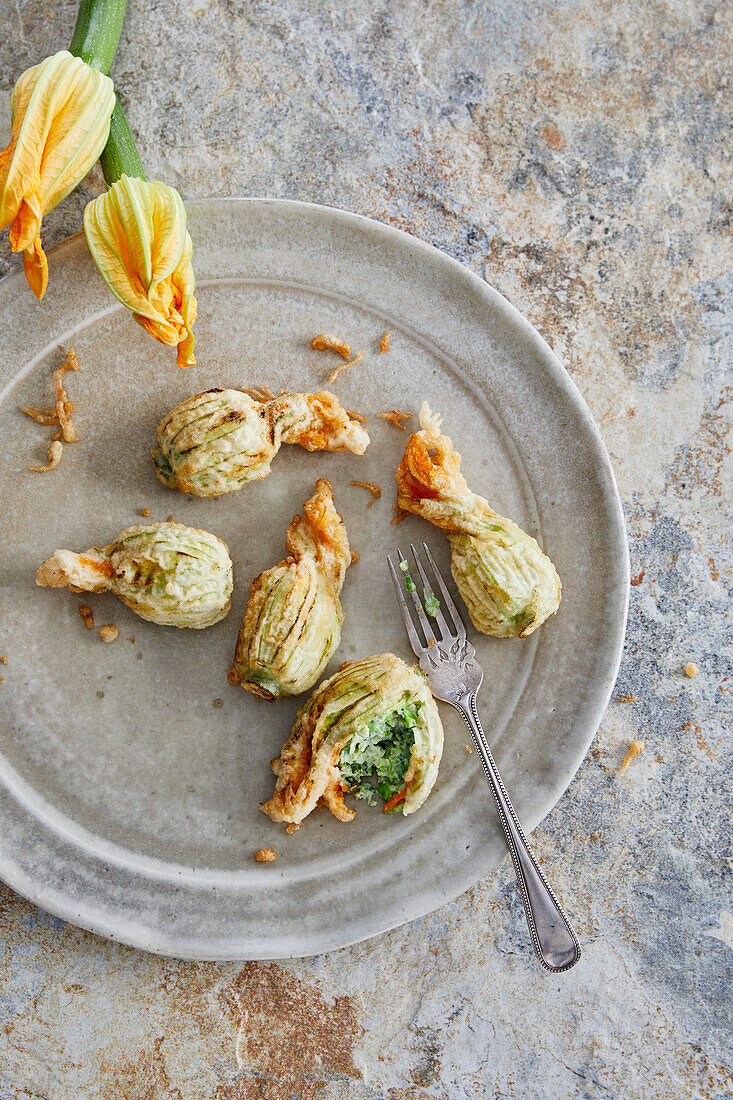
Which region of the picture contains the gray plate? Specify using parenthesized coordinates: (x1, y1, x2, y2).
(0, 198, 628, 959)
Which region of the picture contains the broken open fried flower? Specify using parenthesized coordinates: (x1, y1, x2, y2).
(152, 388, 370, 497)
(261, 653, 444, 827)
(396, 403, 561, 637)
(231, 479, 353, 699)
(36, 522, 233, 628)
(0, 52, 115, 300)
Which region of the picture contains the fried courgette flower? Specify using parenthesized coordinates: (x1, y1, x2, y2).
(396, 404, 561, 637)
(152, 388, 370, 497)
(36, 522, 232, 628)
(231, 479, 353, 699)
(261, 653, 444, 826)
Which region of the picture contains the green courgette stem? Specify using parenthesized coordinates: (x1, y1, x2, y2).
(68, 0, 127, 73)
(99, 103, 146, 184)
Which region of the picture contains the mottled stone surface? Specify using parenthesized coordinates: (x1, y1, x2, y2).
(1, 1, 731, 1097)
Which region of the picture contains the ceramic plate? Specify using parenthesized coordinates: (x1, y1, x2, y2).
(0, 199, 628, 959)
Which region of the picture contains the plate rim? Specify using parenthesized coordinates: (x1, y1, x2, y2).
(0, 196, 629, 958)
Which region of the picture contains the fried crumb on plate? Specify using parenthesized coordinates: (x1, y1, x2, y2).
(378, 409, 413, 430)
(465, 745, 473, 754)
(615, 694, 638, 703)
(167, 514, 176, 522)
(380, 330, 391, 354)
(29, 440, 63, 472)
(329, 348, 364, 385)
(618, 739, 644, 776)
(310, 333, 351, 360)
(254, 848, 277, 862)
(141, 507, 151, 517)
(391, 504, 408, 526)
(99, 624, 119, 643)
(346, 408, 367, 423)
(0, 656, 7, 665)
(286, 823, 300, 835)
(78, 604, 94, 629)
(685, 663, 699, 678)
(228, 665, 243, 686)
(350, 479, 382, 507)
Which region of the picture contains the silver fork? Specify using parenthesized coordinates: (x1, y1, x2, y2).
(387, 542, 581, 972)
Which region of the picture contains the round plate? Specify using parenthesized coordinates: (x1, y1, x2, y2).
(0, 199, 628, 959)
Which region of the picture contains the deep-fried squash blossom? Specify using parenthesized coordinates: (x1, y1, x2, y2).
(231, 479, 353, 699)
(36, 522, 233, 628)
(261, 653, 443, 826)
(396, 404, 561, 637)
(152, 388, 369, 497)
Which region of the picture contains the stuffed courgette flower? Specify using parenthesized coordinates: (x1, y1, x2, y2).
(231, 479, 353, 699)
(36, 522, 232, 628)
(152, 388, 370, 497)
(0, 51, 115, 300)
(396, 404, 561, 637)
(261, 653, 443, 826)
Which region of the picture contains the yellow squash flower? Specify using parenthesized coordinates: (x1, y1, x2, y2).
(0, 51, 115, 300)
(84, 174, 197, 367)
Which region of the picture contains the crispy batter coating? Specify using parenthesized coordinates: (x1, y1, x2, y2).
(261, 653, 443, 827)
(380, 330, 391, 354)
(618, 740, 644, 776)
(254, 848, 277, 862)
(328, 348, 364, 385)
(310, 333, 351, 359)
(378, 409, 413, 430)
(36, 522, 233, 629)
(232, 479, 352, 699)
(152, 388, 369, 497)
(350, 479, 382, 507)
(29, 439, 63, 472)
(395, 404, 561, 637)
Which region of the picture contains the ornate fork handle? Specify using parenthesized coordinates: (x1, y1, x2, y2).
(455, 691, 581, 972)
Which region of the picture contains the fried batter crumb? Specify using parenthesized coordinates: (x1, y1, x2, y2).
(130, 637, 135, 644)
(141, 507, 151, 517)
(243, 385, 275, 402)
(615, 694, 638, 703)
(346, 408, 367, 423)
(78, 604, 94, 629)
(0, 656, 7, 665)
(685, 663, 699, 678)
(286, 823, 300, 835)
(310, 333, 351, 360)
(167, 514, 176, 522)
(213, 698, 223, 708)
(378, 409, 413, 430)
(391, 504, 408, 525)
(380, 330, 391, 354)
(618, 739, 644, 776)
(29, 440, 63, 472)
(350, 479, 382, 508)
(465, 744, 473, 753)
(428, 637, 436, 648)
(254, 848, 277, 862)
(99, 624, 119, 643)
(228, 665, 243, 686)
(329, 348, 365, 384)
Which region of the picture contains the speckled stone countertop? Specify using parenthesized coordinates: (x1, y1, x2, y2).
(1, 2, 731, 1097)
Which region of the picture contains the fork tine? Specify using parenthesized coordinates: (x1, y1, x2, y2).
(397, 546, 435, 646)
(387, 554, 426, 656)
(409, 543, 454, 641)
(423, 542, 467, 641)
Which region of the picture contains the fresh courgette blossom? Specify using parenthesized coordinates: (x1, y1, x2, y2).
(231, 479, 353, 699)
(396, 404, 561, 638)
(152, 388, 370, 497)
(84, 175, 197, 367)
(36, 522, 232, 628)
(0, 51, 115, 300)
(261, 653, 444, 827)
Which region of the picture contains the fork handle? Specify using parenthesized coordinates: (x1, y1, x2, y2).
(456, 692, 581, 972)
